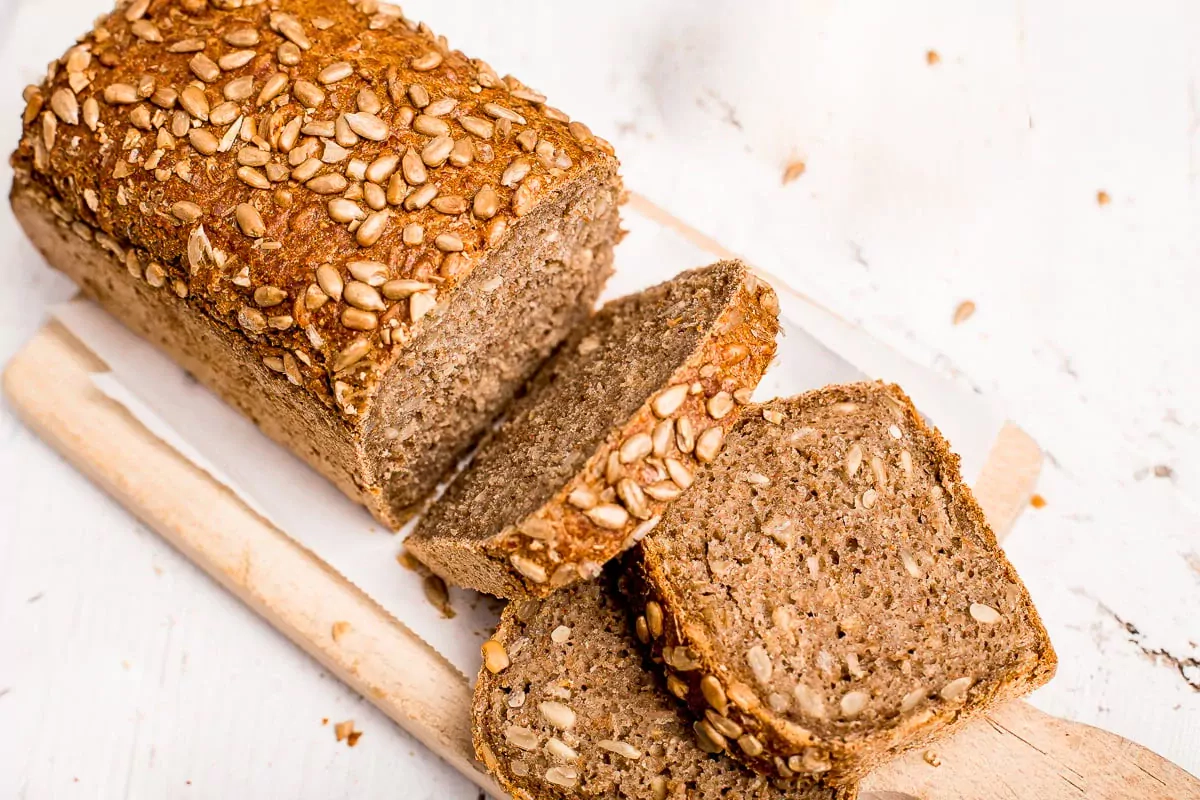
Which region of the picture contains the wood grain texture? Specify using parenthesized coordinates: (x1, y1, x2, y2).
(7, 322, 1197, 799)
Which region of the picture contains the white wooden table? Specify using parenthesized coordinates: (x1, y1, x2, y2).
(1, 1, 1197, 797)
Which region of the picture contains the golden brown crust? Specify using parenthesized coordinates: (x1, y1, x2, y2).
(11, 0, 618, 422)
(627, 382, 1057, 786)
(407, 263, 780, 598)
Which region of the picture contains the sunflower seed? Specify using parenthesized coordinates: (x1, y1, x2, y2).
(567, 487, 597, 510)
(747, 646, 773, 685)
(663, 458, 694, 490)
(331, 338, 371, 371)
(504, 725, 538, 751)
(307, 172, 348, 194)
(104, 83, 138, 105)
(144, 262, 166, 288)
(538, 701, 575, 730)
(318, 61, 353, 85)
(404, 183, 437, 210)
(969, 603, 1001, 624)
(597, 740, 641, 760)
(270, 12, 311, 50)
(509, 553, 546, 583)
(468, 185, 500, 220)
(315, 264, 344, 300)
(459, 115, 493, 139)
(616, 478, 650, 519)
(544, 737, 577, 762)
(651, 419, 673, 457)
(381, 279, 432, 299)
(840, 691, 869, 718)
(332, 197, 368, 223)
(291, 158, 323, 182)
(410, 51, 442, 71)
(346, 260, 387, 286)
(223, 28, 259, 46)
(651, 384, 688, 418)
(845, 443, 864, 478)
(413, 114, 449, 136)
(584, 503, 628, 530)
(343, 281, 386, 311)
(237, 166, 270, 189)
(257, 72, 288, 105)
(49, 89, 79, 125)
(706, 709, 743, 739)
(189, 53, 220, 83)
(171, 201, 203, 222)
(694, 720, 727, 753)
(238, 305, 267, 333)
(365, 153, 398, 184)
(167, 38, 205, 54)
(340, 308, 378, 331)
(643, 481, 682, 502)
(209, 101, 239, 126)
(409, 290, 436, 322)
(900, 687, 927, 713)
(501, 157, 531, 187)
(940, 677, 973, 703)
(235, 203, 265, 237)
(421, 134, 453, 167)
(356, 210, 390, 246)
(407, 83, 429, 108)
(695, 426, 725, 463)
(544, 767, 577, 788)
(707, 391, 735, 420)
(482, 102, 525, 124)
(401, 148, 427, 184)
(345, 111, 388, 141)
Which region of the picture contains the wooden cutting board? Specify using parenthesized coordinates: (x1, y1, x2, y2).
(5, 201, 1198, 799)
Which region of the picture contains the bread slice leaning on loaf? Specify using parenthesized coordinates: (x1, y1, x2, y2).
(10, 0, 621, 529)
(626, 382, 1057, 786)
(406, 261, 779, 598)
(473, 575, 856, 800)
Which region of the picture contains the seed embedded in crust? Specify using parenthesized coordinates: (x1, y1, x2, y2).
(845, 443, 864, 478)
(940, 677, 973, 703)
(544, 737, 578, 762)
(840, 690, 869, 718)
(746, 645, 773, 685)
(616, 478, 651, 520)
(619, 432, 653, 464)
(707, 391, 735, 420)
(665, 458, 694, 490)
(318, 61, 353, 85)
(343, 281, 386, 311)
(634, 616, 650, 643)
(666, 673, 688, 699)
(104, 83, 139, 105)
(223, 28, 259, 46)
(694, 720, 727, 753)
(459, 115, 493, 139)
(483, 102, 526, 124)
(501, 157, 532, 187)
(597, 740, 641, 760)
(235, 203, 265, 237)
(705, 709, 743, 739)
(645, 601, 664, 637)
(381, 279, 432, 300)
(413, 113, 449, 136)
(331, 338, 371, 372)
(410, 291, 436, 322)
(544, 766, 578, 788)
(50, 89, 79, 125)
(700, 675, 727, 715)
(643, 481, 682, 501)
(481, 639, 509, 674)
(170, 201, 203, 222)
(969, 603, 1002, 624)
(584, 503, 629, 530)
(900, 687, 927, 713)
(253, 286, 286, 308)
(538, 701, 576, 730)
(237, 166, 271, 190)
(421, 134, 453, 167)
(345, 112, 389, 141)
(567, 487, 597, 510)
(504, 725, 539, 751)
(694, 426, 725, 463)
(794, 684, 827, 719)
(340, 308, 378, 331)
(189, 53, 221, 83)
(510, 554, 547, 584)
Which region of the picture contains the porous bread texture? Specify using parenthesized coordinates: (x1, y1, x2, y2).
(628, 383, 1057, 786)
(10, 0, 621, 527)
(407, 261, 780, 598)
(473, 576, 855, 800)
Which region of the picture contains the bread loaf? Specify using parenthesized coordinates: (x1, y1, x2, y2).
(10, 0, 621, 528)
(406, 261, 779, 598)
(473, 575, 854, 800)
(627, 383, 1057, 785)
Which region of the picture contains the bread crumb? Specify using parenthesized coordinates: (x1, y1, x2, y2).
(923, 749, 942, 767)
(322, 718, 329, 725)
(1153, 464, 1175, 479)
(782, 159, 807, 185)
(1097, 190, 1111, 206)
(347, 730, 363, 747)
(334, 719, 358, 743)
(396, 548, 424, 572)
(1030, 493, 1047, 509)
(423, 574, 456, 619)
(926, 50, 941, 66)
(952, 300, 976, 325)
(331, 621, 352, 642)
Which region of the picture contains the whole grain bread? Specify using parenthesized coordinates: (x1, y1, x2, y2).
(11, 0, 621, 528)
(627, 383, 1057, 785)
(406, 261, 779, 598)
(473, 575, 855, 800)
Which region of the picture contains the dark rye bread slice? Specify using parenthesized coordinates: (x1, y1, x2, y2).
(406, 261, 779, 598)
(627, 383, 1056, 786)
(473, 577, 856, 800)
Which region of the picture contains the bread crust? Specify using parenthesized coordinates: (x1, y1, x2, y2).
(628, 382, 1057, 785)
(11, 0, 621, 526)
(407, 262, 780, 598)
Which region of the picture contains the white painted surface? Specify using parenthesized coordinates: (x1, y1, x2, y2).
(0, 1, 1196, 797)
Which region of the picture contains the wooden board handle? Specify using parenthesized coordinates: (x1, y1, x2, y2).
(7, 325, 1197, 800)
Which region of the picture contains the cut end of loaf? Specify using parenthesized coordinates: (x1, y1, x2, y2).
(407, 260, 780, 597)
(473, 576, 853, 800)
(631, 382, 1056, 785)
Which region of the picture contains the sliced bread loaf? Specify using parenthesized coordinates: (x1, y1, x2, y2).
(406, 261, 779, 598)
(627, 382, 1056, 785)
(473, 576, 855, 800)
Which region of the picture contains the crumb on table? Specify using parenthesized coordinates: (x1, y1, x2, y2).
(1030, 493, 1047, 509)
(953, 300, 976, 325)
(782, 159, 807, 185)
(926, 49, 941, 66)
(923, 749, 942, 767)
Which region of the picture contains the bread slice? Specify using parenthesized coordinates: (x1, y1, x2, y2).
(627, 383, 1056, 785)
(473, 576, 855, 800)
(406, 261, 779, 598)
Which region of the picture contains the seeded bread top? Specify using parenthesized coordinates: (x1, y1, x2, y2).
(630, 383, 1056, 785)
(11, 0, 618, 422)
(473, 576, 854, 800)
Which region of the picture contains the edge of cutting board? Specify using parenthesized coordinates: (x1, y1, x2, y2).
(6, 321, 1198, 799)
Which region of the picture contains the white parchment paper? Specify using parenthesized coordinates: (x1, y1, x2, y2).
(49, 203, 1003, 679)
